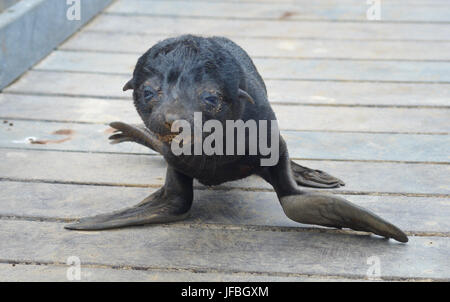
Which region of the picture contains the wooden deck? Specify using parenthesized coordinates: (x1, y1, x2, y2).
(0, 0, 449, 281)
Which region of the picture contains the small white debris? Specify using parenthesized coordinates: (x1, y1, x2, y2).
(12, 137, 38, 144)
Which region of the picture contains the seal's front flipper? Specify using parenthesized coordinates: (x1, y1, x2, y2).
(64, 189, 191, 230)
(65, 167, 193, 230)
(291, 161, 345, 188)
(108, 121, 163, 154)
(280, 193, 408, 243)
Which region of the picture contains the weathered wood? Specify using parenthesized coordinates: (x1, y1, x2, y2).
(107, 0, 450, 23)
(272, 105, 450, 133)
(0, 149, 448, 194)
(282, 131, 449, 162)
(1, 220, 448, 279)
(34, 51, 134, 75)
(34, 50, 450, 82)
(264, 80, 450, 107)
(275, 106, 450, 133)
(86, 14, 450, 41)
(0, 263, 349, 282)
(1, 0, 449, 283)
(61, 31, 450, 61)
(0, 120, 152, 155)
(5, 71, 450, 107)
(254, 58, 450, 82)
(0, 181, 448, 233)
(1, 119, 449, 163)
(0, 94, 138, 123)
(2, 94, 448, 133)
(3, 71, 131, 99)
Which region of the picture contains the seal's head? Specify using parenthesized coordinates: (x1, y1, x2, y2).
(123, 35, 254, 145)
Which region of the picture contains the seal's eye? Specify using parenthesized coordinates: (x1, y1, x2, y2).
(203, 95, 219, 106)
(143, 86, 156, 102)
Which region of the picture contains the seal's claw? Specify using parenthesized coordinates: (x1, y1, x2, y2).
(108, 133, 134, 145)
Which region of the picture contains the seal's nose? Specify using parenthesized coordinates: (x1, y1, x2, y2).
(164, 113, 181, 129)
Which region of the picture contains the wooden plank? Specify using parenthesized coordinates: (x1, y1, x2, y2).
(33, 50, 450, 82)
(2, 70, 131, 99)
(0, 94, 138, 123)
(0, 181, 448, 234)
(0, 149, 448, 194)
(0, 263, 349, 282)
(264, 80, 450, 107)
(33, 51, 134, 75)
(1, 94, 448, 134)
(274, 106, 450, 134)
(0, 120, 151, 155)
(5, 70, 450, 107)
(60, 31, 450, 61)
(253, 58, 450, 82)
(107, 0, 450, 23)
(0, 220, 448, 279)
(282, 131, 450, 162)
(85, 15, 450, 41)
(1, 119, 449, 163)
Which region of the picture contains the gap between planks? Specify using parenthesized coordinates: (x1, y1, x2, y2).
(28, 68, 450, 85)
(4, 91, 450, 109)
(57, 48, 450, 63)
(105, 0, 450, 25)
(0, 146, 449, 166)
(102, 12, 450, 25)
(1, 177, 448, 199)
(1, 116, 447, 135)
(84, 30, 450, 43)
(27, 49, 450, 84)
(84, 14, 450, 42)
(5, 90, 450, 109)
(3, 259, 444, 282)
(0, 215, 448, 239)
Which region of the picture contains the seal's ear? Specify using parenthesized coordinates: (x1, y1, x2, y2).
(123, 79, 134, 91)
(238, 89, 255, 104)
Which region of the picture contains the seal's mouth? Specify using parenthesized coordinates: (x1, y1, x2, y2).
(156, 132, 179, 143)
(156, 132, 196, 146)
(157, 132, 204, 152)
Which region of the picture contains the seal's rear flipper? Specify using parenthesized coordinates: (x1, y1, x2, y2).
(280, 193, 408, 243)
(291, 161, 345, 188)
(65, 167, 193, 230)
